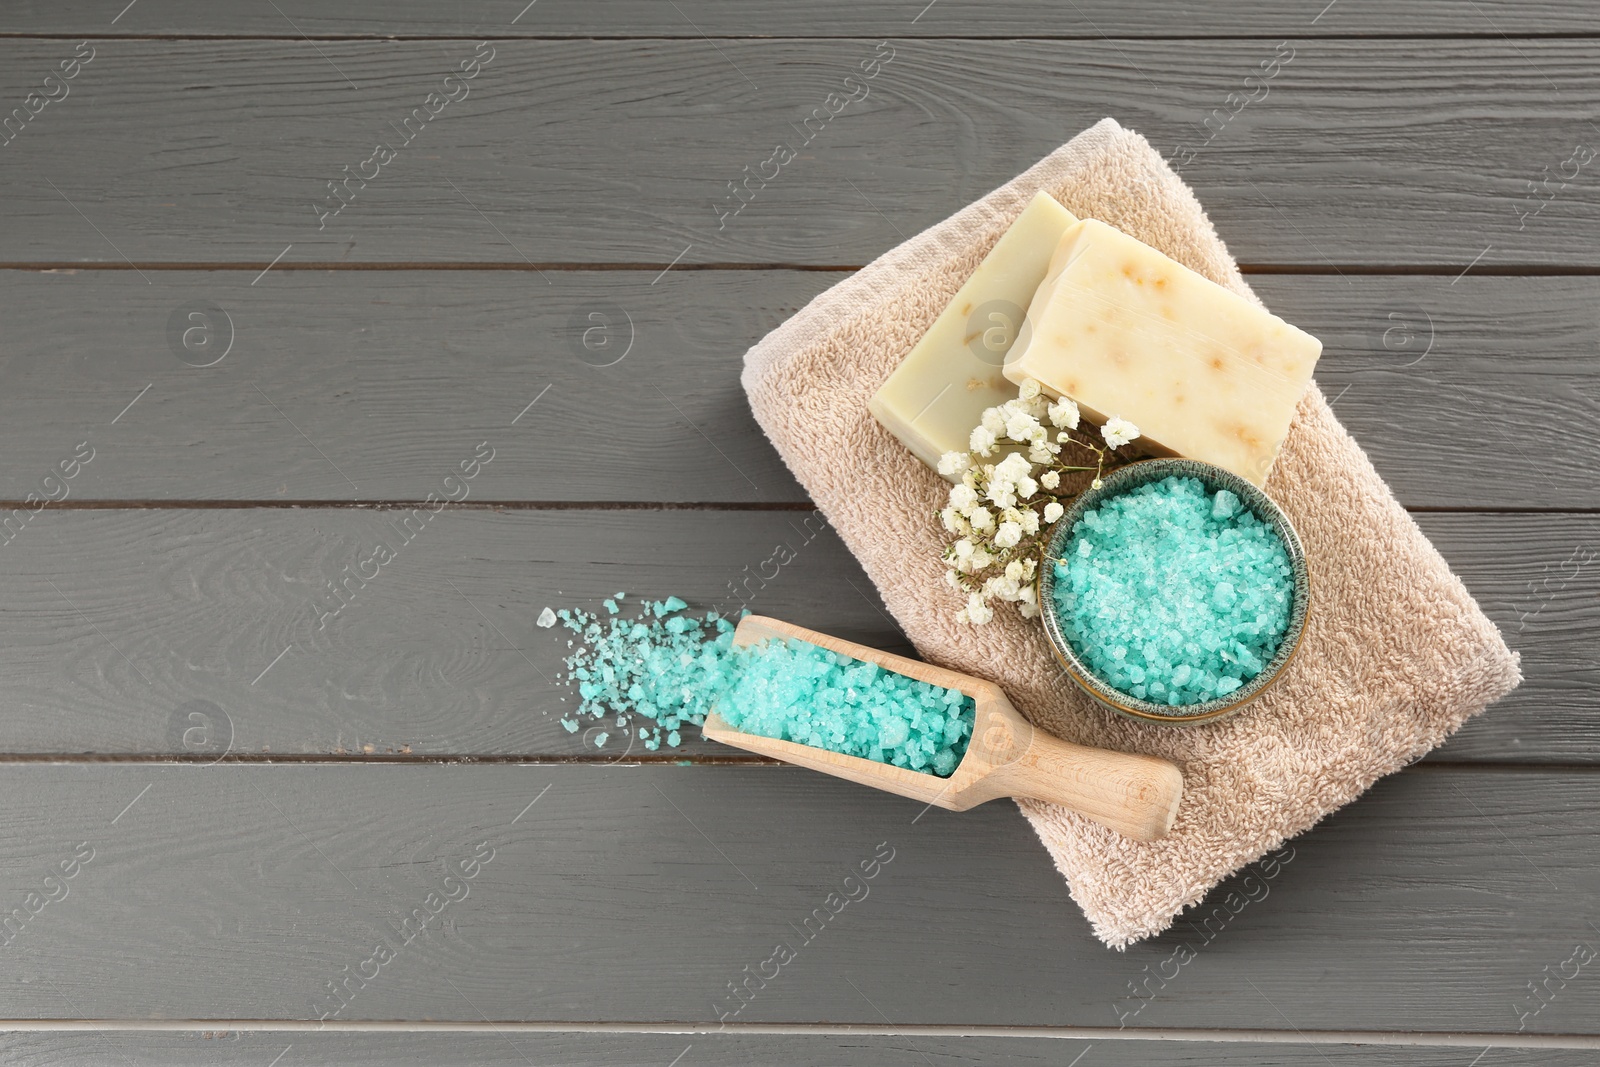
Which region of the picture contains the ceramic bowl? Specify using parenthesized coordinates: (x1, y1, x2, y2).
(1036, 458, 1310, 725)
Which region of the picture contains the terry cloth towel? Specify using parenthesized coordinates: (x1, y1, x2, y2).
(740, 117, 1521, 948)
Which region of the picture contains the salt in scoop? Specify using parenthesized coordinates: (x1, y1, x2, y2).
(702, 616, 1185, 842)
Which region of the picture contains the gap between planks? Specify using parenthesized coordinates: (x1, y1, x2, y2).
(0, 1020, 1591, 1049)
(0, 501, 1596, 515)
(6, 32, 1600, 42)
(0, 500, 826, 512)
(14, 262, 1600, 275)
(0, 757, 1584, 769)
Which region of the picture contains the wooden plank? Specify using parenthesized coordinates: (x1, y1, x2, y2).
(1416, 512, 1599, 763)
(0, 762, 1592, 1032)
(2, 270, 1596, 509)
(0, 269, 816, 504)
(0, 506, 904, 758)
(1251, 274, 1600, 511)
(0, 508, 1581, 761)
(8, 1, 1600, 38)
(0, 1031, 1592, 1066)
(4, 39, 1600, 267)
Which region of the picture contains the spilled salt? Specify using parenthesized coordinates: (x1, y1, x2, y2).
(547, 596, 974, 775)
(551, 598, 737, 752)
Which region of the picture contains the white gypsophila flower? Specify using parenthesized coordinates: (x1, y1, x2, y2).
(967, 506, 993, 531)
(993, 521, 1023, 549)
(1018, 600, 1039, 619)
(966, 596, 994, 625)
(969, 546, 994, 570)
(1043, 501, 1064, 523)
(949, 483, 979, 512)
(1005, 560, 1025, 582)
(1020, 558, 1036, 579)
(1015, 476, 1038, 500)
(1019, 585, 1037, 606)
(1018, 377, 1042, 401)
(1004, 410, 1041, 443)
(1047, 397, 1080, 430)
(1101, 416, 1140, 449)
(970, 425, 998, 456)
(1019, 510, 1040, 535)
(981, 407, 1006, 434)
(987, 481, 1016, 510)
(937, 451, 971, 478)
(1028, 444, 1052, 465)
(1091, 477, 1104, 489)
(1039, 470, 1060, 490)
(940, 507, 960, 533)
(955, 607, 970, 624)
(953, 538, 974, 560)
(944, 569, 963, 590)
(994, 451, 1031, 481)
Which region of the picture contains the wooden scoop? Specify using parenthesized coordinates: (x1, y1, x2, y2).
(701, 616, 1184, 842)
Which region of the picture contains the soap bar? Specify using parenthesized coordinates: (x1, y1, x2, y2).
(1004, 219, 1322, 486)
(869, 192, 1079, 473)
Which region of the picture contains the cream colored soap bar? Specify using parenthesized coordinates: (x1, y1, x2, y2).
(1005, 219, 1322, 486)
(869, 192, 1079, 472)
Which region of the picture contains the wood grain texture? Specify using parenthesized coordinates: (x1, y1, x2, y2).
(1414, 512, 1598, 763)
(0, 11, 1595, 1050)
(0, 1032, 1592, 1066)
(0, 507, 899, 758)
(4, 39, 1600, 267)
(0, 763, 1592, 1032)
(1251, 273, 1600, 510)
(7, 1, 1600, 38)
(2, 270, 1596, 508)
(0, 269, 812, 504)
(0, 508, 1579, 762)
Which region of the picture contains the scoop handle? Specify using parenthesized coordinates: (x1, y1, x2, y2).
(988, 730, 1184, 842)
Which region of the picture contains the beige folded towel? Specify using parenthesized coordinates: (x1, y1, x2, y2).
(740, 118, 1521, 948)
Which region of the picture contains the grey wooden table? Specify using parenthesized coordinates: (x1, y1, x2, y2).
(0, 2, 1597, 1064)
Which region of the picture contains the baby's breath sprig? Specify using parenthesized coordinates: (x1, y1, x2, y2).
(937, 378, 1141, 625)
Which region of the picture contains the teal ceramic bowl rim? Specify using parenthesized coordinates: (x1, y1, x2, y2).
(1036, 458, 1311, 725)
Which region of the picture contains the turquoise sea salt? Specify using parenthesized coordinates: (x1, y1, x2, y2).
(553, 596, 737, 751)
(1051, 476, 1293, 707)
(717, 638, 974, 777)
(550, 596, 975, 776)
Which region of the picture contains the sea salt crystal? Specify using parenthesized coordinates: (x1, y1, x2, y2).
(544, 594, 974, 775)
(1052, 476, 1293, 707)
(537, 606, 557, 628)
(715, 637, 973, 778)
